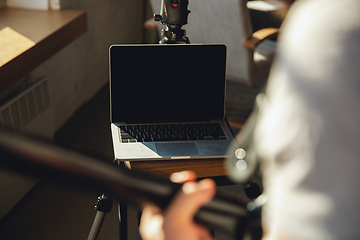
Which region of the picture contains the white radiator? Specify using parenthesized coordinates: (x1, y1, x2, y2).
(0, 79, 54, 219)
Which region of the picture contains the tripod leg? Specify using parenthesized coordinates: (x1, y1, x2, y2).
(87, 195, 113, 240)
(118, 202, 128, 240)
(88, 211, 106, 240)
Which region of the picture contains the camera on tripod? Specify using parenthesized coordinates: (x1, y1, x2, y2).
(154, 0, 191, 44)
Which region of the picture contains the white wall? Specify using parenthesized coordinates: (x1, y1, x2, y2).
(29, 0, 145, 131)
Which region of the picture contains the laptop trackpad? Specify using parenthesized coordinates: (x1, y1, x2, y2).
(156, 142, 200, 156)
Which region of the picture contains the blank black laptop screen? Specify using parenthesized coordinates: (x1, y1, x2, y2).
(110, 44, 227, 124)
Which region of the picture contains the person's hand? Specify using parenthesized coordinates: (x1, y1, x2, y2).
(139, 171, 217, 240)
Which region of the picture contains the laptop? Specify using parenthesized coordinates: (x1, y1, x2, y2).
(109, 44, 234, 161)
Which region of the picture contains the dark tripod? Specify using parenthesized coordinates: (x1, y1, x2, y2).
(87, 1, 192, 239)
(87, 161, 129, 240)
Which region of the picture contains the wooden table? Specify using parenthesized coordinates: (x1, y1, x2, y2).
(125, 158, 227, 178)
(0, 8, 87, 94)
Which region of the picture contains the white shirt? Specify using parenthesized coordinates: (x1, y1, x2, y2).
(255, 0, 360, 239)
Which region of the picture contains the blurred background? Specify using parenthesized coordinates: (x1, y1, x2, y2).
(0, 0, 282, 239)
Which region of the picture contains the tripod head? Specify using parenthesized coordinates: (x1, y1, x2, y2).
(154, 0, 191, 44)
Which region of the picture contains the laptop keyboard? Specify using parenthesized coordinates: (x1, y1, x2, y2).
(120, 123, 227, 143)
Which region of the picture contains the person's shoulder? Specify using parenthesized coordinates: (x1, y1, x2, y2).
(282, 0, 360, 40)
(276, 0, 360, 77)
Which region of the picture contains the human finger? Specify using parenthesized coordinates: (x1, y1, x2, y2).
(170, 170, 197, 183)
(139, 206, 165, 240)
(165, 178, 217, 222)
